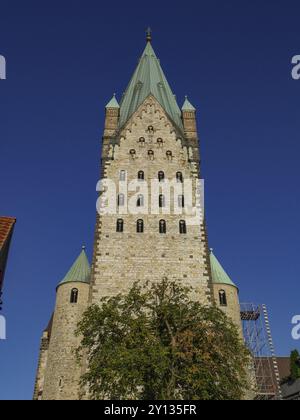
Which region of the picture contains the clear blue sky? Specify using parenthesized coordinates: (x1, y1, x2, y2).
(0, 0, 299, 400)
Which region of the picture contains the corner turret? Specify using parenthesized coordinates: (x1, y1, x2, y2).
(39, 248, 91, 400)
(210, 249, 242, 334)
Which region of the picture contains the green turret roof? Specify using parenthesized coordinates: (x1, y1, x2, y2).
(106, 94, 120, 109)
(119, 41, 183, 129)
(182, 96, 196, 111)
(209, 250, 237, 288)
(58, 248, 91, 287)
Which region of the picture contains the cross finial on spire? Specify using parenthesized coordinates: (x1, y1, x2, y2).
(146, 27, 152, 42)
(82, 245, 86, 251)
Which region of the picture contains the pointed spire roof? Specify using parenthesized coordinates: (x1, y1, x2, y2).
(106, 94, 120, 109)
(182, 96, 196, 111)
(209, 249, 237, 288)
(58, 248, 91, 287)
(119, 38, 183, 129)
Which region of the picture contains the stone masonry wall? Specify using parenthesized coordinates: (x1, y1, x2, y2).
(33, 331, 49, 400)
(213, 284, 243, 335)
(90, 96, 212, 305)
(42, 282, 89, 400)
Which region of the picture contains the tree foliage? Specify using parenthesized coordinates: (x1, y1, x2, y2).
(290, 349, 300, 380)
(76, 280, 250, 400)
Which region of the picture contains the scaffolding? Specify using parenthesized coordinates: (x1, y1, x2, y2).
(240, 303, 282, 400)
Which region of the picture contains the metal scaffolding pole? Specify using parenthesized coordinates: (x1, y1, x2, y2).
(240, 303, 281, 400)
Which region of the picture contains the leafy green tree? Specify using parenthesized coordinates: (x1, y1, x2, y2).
(76, 280, 250, 400)
(290, 349, 300, 380)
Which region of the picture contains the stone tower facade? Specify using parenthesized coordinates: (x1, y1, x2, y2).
(34, 36, 243, 400)
(34, 249, 90, 400)
(90, 40, 212, 304)
(210, 250, 242, 333)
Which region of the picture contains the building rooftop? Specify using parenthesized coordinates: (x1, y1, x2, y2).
(209, 249, 237, 288)
(58, 247, 91, 287)
(119, 39, 183, 130)
(106, 93, 120, 109)
(0, 217, 16, 251)
(182, 96, 196, 111)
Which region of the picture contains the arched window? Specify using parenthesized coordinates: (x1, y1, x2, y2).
(70, 288, 79, 304)
(120, 170, 126, 181)
(148, 125, 154, 133)
(137, 219, 144, 233)
(159, 194, 166, 208)
(118, 193, 125, 207)
(148, 150, 154, 160)
(138, 171, 144, 181)
(176, 172, 183, 183)
(178, 195, 185, 208)
(219, 290, 227, 307)
(137, 194, 144, 207)
(130, 149, 136, 158)
(179, 220, 187, 234)
(139, 137, 145, 144)
(157, 138, 163, 147)
(116, 219, 124, 233)
(158, 171, 165, 182)
(166, 150, 172, 160)
(159, 220, 167, 234)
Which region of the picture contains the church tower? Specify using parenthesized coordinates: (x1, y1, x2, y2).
(34, 32, 244, 400)
(90, 33, 213, 304)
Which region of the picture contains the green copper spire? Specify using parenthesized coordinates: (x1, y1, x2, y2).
(182, 96, 196, 111)
(106, 93, 120, 109)
(209, 249, 237, 288)
(58, 247, 91, 287)
(119, 37, 183, 129)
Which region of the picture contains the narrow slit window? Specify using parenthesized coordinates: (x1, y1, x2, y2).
(137, 194, 144, 207)
(159, 220, 167, 234)
(116, 219, 124, 233)
(120, 170, 126, 181)
(166, 150, 172, 160)
(118, 193, 125, 207)
(137, 219, 144, 233)
(178, 195, 185, 208)
(70, 288, 79, 304)
(138, 171, 145, 181)
(158, 171, 165, 182)
(179, 220, 187, 234)
(219, 290, 227, 307)
(176, 172, 183, 183)
(159, 194, 166, 208)
(148, 150, 154, 160)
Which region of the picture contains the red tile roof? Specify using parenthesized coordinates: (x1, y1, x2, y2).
(0, 217, 16, 250)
